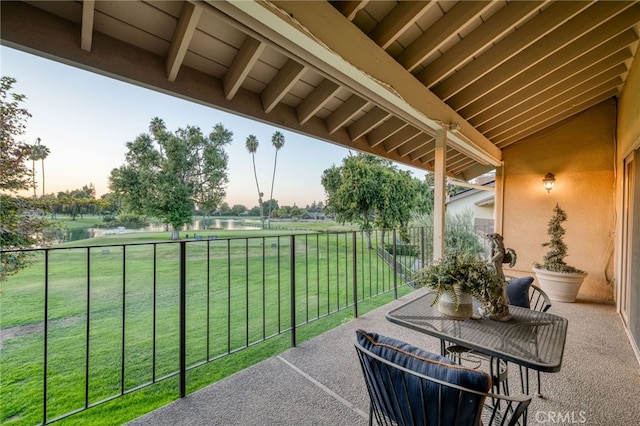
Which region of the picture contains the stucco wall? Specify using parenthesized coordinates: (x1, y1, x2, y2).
(502, 100, 616, 300)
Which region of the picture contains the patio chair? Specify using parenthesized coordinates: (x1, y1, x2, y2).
(355, 330, 531, 426)
(518, 283, 552, 397)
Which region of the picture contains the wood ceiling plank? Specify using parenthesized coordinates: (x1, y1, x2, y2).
(448, 2, 638, 110)
(397, 135, 433, 158)
(397, 1, 492, 72)
(432, 1, 590, 100)
(368, 117, 407, 147)
(167, 2, 203, 82)
(479, 62, 627, 134)
(369, 1, 434, 50)
(261, 59, 306, 113)
(325, 94, 368, 134)
(418, 0, 546, 87)
(262, 0, 501, 165)
(81, 0, 95, 52)
(381, 126, 421, 152)
(297, 78, 341, 125)
(465, 32, 637, 122)
(223, 36, 265, 100)
(494, 88, 619, 147)
(348, 107, 390, 141)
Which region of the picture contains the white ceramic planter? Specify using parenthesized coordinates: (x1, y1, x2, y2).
(437, 292, 473, 319)
(532, 266, 587, 303)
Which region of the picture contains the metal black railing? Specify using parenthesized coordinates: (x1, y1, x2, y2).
(1, 227, 430, 424)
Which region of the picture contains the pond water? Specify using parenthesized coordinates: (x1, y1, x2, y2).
(65, 219, 260, 242)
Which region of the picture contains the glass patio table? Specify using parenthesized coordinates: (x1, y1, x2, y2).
(386, 292, 568, 374)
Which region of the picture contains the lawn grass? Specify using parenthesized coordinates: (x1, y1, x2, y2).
(1, 225, 415, 425)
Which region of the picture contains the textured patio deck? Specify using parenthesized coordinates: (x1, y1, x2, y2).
(129, 288, 640, 425)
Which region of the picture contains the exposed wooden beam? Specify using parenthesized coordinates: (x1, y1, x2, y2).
(367, 117, 406, 148)
(432, 1, 589, 100)
(466, 33, 636, 122)
(369, 1, 434, 50)
(397, 1, 492, 72)
(331, 0, 368, 21)
(409, 141, 436, 162)
(167, 2, 202, 82)
(325, 95, 368, 134)
(81, 0, 95, 52)
(397, 135, 433, 158)
(223, 36, 265, 100)
(260, 0, 500, 165)
(0, 1, 424, 174)
(261, 59, 306, 113)
(297, 79, 340, 124)
(382, 126, 421, 152)
(417, 0, 546, 87)
(479, 63, 627, 134)
(347, 107, 390, 141)
(495, 88, 619, 147)
(447, 2, 637, 110)
(487, 77, 622, 140)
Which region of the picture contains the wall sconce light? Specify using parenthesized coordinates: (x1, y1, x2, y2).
(542, 172, 556, 193)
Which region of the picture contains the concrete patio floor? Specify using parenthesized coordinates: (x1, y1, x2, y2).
(129, 288, 640, 425)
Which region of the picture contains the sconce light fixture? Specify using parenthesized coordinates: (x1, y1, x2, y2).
(542, 172, 556, 193)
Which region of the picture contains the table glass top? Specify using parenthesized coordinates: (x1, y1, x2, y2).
(386, 292, 568, 372)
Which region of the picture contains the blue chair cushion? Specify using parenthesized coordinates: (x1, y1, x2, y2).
(507, 276, 534, 308)
(356, 330, 490, 425)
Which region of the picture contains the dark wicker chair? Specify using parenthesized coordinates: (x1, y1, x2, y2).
(355, 339, 531, 426)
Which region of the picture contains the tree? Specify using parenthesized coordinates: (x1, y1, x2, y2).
(186, 123, 231, 225)
(0, 76, 52, 280)
(321, 153, 419, 248)
(56, 184, 97, 220)
(29, 137, 51, 198)
(109, 118, 230, 239)
(268, 131, 285, 227)
(231, 204, 247, 216)
(245, 134, 264, 227)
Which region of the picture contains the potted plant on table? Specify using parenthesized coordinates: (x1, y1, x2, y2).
(533, 204, 587, 302)
(415, 252, 509, 320)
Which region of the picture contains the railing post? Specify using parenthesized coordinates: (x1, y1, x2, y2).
(290, 235, 296, 348)
(352, 231, 358, 318)
(179, 241, 186, 398)
(393, 229, 398, 299)
(43, 250, 49, 424)
(420, 227, 425, 268)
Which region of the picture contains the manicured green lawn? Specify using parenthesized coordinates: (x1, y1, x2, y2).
(1, 226, 412, 425)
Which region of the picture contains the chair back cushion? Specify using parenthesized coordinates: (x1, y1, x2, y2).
(356, 330, 490, 425)
(507, 276, 534, 308)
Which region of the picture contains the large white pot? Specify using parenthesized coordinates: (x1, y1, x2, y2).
(437, 292, 473, 319)
(532, 266, 587, 303)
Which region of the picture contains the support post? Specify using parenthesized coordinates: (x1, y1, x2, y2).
(433, 127, 447, 261)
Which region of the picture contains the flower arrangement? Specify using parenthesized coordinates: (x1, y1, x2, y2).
(415, 251, 506, 315)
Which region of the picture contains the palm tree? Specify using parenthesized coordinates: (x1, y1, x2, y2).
(29, 138, 49, 198)
(268, 131, 285, 228)
(37, 142, 50, 197)
(245, 134, 264, 227)
(149, 117, 166, 156)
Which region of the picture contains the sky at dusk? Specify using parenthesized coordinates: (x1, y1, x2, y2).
(1, 46, 427, 208)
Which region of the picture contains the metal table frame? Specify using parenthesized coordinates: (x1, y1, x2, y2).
(386, 292, 568, 374)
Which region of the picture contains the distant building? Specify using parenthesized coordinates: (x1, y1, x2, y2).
(446, 178, 495, 235)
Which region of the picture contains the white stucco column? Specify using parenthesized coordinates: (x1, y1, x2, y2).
(433, 127, 447, 261)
